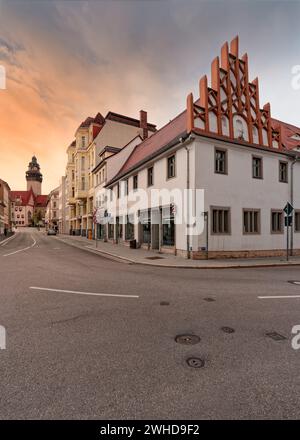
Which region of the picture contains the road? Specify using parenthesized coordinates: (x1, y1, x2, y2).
(0, 228, 300, 419)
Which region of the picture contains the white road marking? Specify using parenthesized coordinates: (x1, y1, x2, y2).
(29, 286, 139, 298)
(0, 232, 18, 247)
(258, 295, 300, 299)
(3, 235, 37, 257)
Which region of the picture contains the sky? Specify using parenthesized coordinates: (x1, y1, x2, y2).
(0, 0, 300, 193)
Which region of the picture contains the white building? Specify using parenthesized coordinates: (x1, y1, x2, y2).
(94, 36, 300, 259)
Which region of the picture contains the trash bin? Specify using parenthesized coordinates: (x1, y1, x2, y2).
(129, 239, 136, 249)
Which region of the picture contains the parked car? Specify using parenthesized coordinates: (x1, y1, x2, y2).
(47, 228, 57, 236)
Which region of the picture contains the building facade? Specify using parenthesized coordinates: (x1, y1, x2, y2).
(92, 36, 300, 259)
(45, 187, 59, 229)
(0, 179, 11, 235)
(10, 156, 48, 227)
(66, 110, 156, 236)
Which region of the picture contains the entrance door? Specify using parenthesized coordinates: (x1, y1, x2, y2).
(151, 224, 159, 250)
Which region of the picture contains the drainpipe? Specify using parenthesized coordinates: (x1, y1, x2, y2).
(290, 155, 299, 256)
(180, 134, 194, 259)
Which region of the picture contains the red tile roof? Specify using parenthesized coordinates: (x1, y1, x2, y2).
(35, 195, 48, 207)
(10, 190, 35, 206)
(271, 118, 300, 150)
(10, 190, 48, 207)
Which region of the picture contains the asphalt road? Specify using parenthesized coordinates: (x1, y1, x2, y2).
(0, 228, 300, 420)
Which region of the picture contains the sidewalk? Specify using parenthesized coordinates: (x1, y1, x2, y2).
(54, 233, 300, 269)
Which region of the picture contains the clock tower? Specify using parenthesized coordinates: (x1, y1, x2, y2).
(26, 156, 43, 196)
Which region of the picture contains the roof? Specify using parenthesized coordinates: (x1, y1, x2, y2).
(79, 112, 105, 129)
(107, 110, 187, 185)
(271, 118, 300, 150)
(105, 111, 156, 131)
(10, 190, 35, 206)
(10, 190, 48, 207)
(35, 195, 48, 207)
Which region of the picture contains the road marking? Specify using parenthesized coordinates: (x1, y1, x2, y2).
(0, 233, 18, 247)
(258, 295, 300, 299)
(3, 234, 37, 257)
(29, 286, 139, 298)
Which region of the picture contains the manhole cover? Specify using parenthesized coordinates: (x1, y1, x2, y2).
(160, 301, 170, 306)
(221, 326, 235, 334)
(146, 256, 165, 260)
(175, 334, 200, 345)
(203, 297, 216, 302)
(266, 331, 287, 341)
(186, 357, 205, 369)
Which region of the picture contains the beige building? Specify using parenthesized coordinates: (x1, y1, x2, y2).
(45, 187, 59, 229)
(66, 111, 156, 237)
(58, 175, 68, 234)
(0, 179, 11, 235)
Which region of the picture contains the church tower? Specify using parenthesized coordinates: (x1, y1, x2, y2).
(26, 156, 43, 195)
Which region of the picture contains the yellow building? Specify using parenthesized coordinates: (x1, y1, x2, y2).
(66, 111, 156, 236)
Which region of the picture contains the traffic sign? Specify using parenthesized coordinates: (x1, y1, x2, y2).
(283, 202, 294, 216)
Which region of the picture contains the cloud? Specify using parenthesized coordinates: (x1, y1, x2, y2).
(0, 0, 300, 193)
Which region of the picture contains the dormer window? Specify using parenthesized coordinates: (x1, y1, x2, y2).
(81, 136, 86, 148)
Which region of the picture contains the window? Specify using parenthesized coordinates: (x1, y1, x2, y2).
(295, 211, 300, 232)
(117, 183, 120, 199)
(133, 175, 138, 191)
(81, 136, 86, 148)
(108, 222, 114, 239)
(215, 148, 227, 174)
(124, 179, 129, 196)
(125, 215, 134, 240)
(252, 156, 263, 179)
(147, 167, 154, 187)
(279, 161, 288, 183)
(243, 209, 260, 234)
(81, 177, 85, 190)
(162, 206, 175, 246)
(81, 156, 85, 170)
(72, 187, 75, 198)
(167, 155, 176, 179)
(72, 170, 75, 181)
(211, 207, 230, 234)
(271, 210, 283, 233)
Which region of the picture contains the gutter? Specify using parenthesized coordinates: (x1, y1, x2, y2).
(290, 155, 300, 255)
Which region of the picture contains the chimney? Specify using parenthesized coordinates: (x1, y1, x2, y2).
(140, 110, 148, 140)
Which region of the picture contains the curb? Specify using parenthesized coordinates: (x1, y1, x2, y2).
(54, 236, 300, 270)
(54, 236, 133, 264)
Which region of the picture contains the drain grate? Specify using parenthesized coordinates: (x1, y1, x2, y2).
(146, 256, 165, 260)
(221, 326, 235, 334)
(203, 297, 216, 302)
(160, 301, 170, 306)
(186, 357, 205, 369)
(266, 331, 287, 341)
(175, 334, 200, 345)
